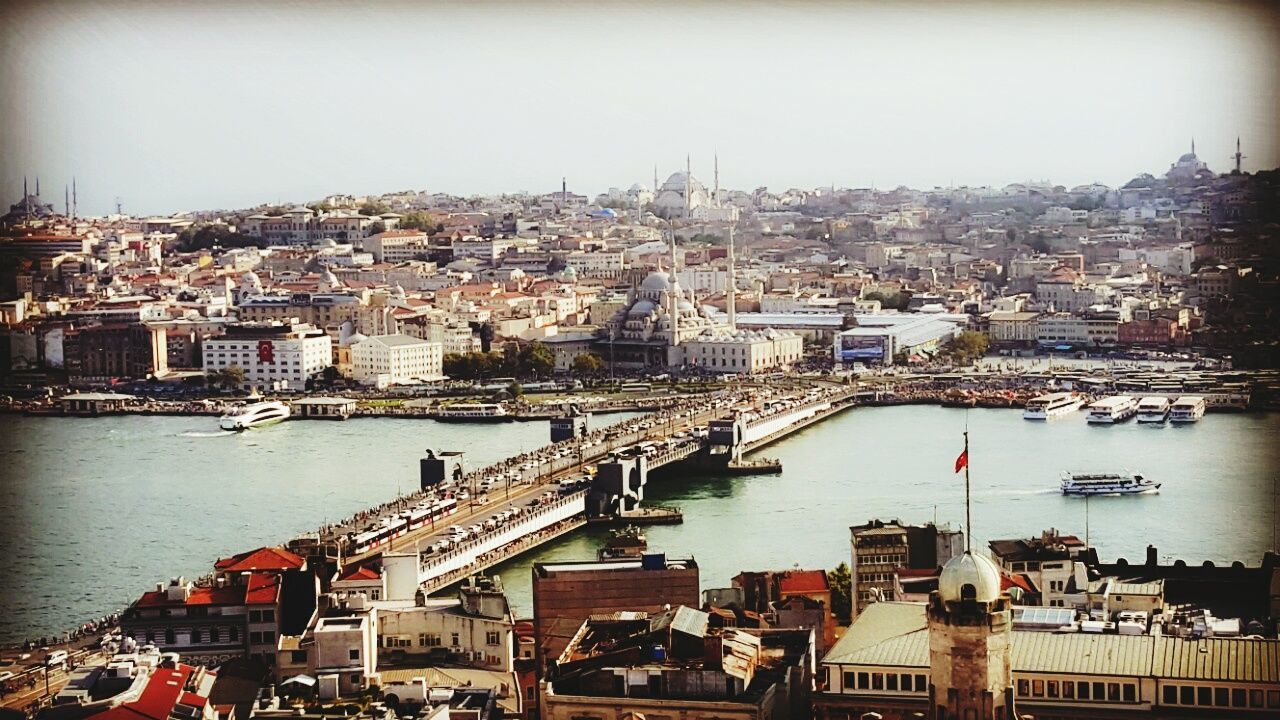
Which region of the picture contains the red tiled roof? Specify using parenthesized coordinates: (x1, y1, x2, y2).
(337, 566, 381, 582)
(214, 546, 304, 572)
(245, 572, 282, 605)
(778, 570, 829, 595)
(1003, 573, 1035, 594)
(896, 567, 940, 578)
(136, 585, 245, 608)
(90, 665, 197, 720)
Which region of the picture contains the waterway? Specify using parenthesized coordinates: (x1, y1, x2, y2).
(1, 406, 1276, 642)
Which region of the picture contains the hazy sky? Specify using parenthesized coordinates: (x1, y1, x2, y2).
(2, 0, 1278, 216)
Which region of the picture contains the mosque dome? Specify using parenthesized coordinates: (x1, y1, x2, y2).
(344, 332, 368, 346)
(1178, 152, 1198, 163)
(677, 299, 695, 312)
(392, 284, 406, 298)
(628, 183, 648, 193)
(640, 271, 672, 291)
(937, 552, 1002, 603)
(628, 299, 658, 316)
(320, 269, 342, 289)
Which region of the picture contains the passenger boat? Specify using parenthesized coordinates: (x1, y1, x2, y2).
(219, 401, 291, 431)
(1085, 395, 1138, 424)
(1022, 392, 1084, 420)
(1136, 396, 1170, 423)
(434, 403, 512, 422)
(1169, 396, 1207, 423)
(1060, 471, 1160, 496)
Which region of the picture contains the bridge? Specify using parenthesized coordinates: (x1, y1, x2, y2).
(290, 382, 860, 595)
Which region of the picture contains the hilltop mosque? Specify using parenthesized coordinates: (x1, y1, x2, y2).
(651, 156, 740, 221)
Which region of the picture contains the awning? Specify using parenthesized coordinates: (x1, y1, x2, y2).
(281, 675, 316, 687)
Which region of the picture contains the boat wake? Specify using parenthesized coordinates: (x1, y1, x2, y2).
(178, 430, 235, 438)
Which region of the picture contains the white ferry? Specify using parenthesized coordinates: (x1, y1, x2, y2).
(1136, 396, 1171, 424)
(434, 403, 512, 422)
(1085, 395, 1138, 424)
(1169, 396, 1207, 423)
(219, 401, 291, 431)
(1060, 471, 1160, 496)
(1022, 392, 1085, 420)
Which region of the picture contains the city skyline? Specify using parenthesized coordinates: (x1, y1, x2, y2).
(2, 1, 1278, 215)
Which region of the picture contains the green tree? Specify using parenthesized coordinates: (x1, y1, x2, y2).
(827, 562, 852, 625)
(1028, 233, 1051, 253)
(945, 330, 990, 366)
(892, 350, 910, 366)
(177, 225, 264, 252)
(399, 211, 435, 231)
(359, 201, 391, 216)
(519, 342, 555, 379)
(507, 381, 524, 398)
(367, 221, 386, 235)
(571, 353, 604, 376)
(207, 364, 246, 390)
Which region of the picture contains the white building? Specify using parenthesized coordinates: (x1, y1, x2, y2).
(350, 334, 443, 385)
(363, 230, 432, 263)
(202, 322, 333, 392)
(564, 250, 626, 279)
(682, 328, 804, 374)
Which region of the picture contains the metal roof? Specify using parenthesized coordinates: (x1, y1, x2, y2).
(1152, 636, 1280, 683)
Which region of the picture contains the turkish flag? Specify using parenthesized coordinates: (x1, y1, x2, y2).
(954, 448, 968, 474)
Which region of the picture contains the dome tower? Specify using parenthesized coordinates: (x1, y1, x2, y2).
(927, 551, 1017, 720)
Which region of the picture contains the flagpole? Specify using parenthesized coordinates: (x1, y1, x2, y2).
(963, 430, 971, 555)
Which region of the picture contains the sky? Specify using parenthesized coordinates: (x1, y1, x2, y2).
(2, 0, 1278, 216)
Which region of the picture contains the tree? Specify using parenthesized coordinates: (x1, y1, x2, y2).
(177, 225, 265, 252)
(507, 381, 524, 398)
(359, 201, 391, 217)
(1028, 233, 1051, 254)
(207, 364, 246, 390)
(399, 211, 435, 231)
(945, 330, 990, 366)
(519, 342, 555, 379)
(1005, 228, 1018, 244)
(827, 562, 852, 625)
(571, 353, 604, 376)
(367, 221, 386, 235)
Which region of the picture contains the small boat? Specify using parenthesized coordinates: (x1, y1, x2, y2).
(1060, 471, 1160, 496)
(1169, 396, 1206, 423)
(598, 526, 647, 560)
(1136, 397, 1170, 423)
(219, 401, 291, 431)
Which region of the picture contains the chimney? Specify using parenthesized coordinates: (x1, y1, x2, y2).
(1146, 545, 1158, 566)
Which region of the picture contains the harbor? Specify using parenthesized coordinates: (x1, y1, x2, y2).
(1, 394, 1275, 646)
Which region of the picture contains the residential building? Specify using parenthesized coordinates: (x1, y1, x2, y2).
(349, 334, 443, 385)
(532, 555, 700, 669)
(985, 310, 1039, 345)
(988, 529, 1089, 608)
(376, 576, 515, 672)
(363, 230, 431, 263)
(849, 519, 963, 619)
(541, 607, 814, 720)
(62, 323, 168, 382)
(202, 322, 333, 392)
(236, 292, 364, 332)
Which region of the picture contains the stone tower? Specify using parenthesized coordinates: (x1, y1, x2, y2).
(927, 552, 1017, 720)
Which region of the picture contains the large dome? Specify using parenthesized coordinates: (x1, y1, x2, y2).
(937, 552, 1002, 603)
(640, 271, 672, 291)
(1178, 152, 1198, 163)
(628, 299, 658, 316)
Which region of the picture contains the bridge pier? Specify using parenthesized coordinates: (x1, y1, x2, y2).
(708, 417, 746, 463)
(589, 455, 648, 516)
(420, 450, 467, 490)
(550, 407, 590, 443)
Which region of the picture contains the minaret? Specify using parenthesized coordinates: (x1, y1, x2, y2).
(35, 176, 40, 197)
(23, 176, 29, 219)
(714, 152, 720, 206)
(726, 225, 737, 330)
(72, 177, 77, 219)
(684, 153, 691, 216)
(1191, 138, 1195, 156)
(65, 185, 70, 218)
(653, 165, 658, 195)
(1233, 137, 1246, 174)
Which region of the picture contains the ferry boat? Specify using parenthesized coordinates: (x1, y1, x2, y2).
(434, 403, 512, 422)
(1085, 395, 1138, 424)
(1136, 396, 1170, 423)
(1169, 396, 1207, 423)
(219, 401, 291, 430)
(1060, 471, 1160, 496)
(1022, 392, 1084, 420)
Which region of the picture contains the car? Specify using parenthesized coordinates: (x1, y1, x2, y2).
(46, 650, 68, 669)
(0, 671, 15, 682)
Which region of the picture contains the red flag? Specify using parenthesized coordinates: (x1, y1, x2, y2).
(954, 448, 968, 474)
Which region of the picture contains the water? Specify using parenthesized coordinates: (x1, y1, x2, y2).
(1, 407, 1275, 641)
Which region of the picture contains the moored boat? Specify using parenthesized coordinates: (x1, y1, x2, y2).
(1023, 392, 1084, 420)
(434, 403, 513, 422)
(1085, 395, 1138, 424)
(1169, 396, 1206, 423)
(1136, 396, 1170, 423)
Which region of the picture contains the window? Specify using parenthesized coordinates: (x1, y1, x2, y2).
(1197, 687, 1211, 705)
(262, 609, 275, 622)
(1163, 685, 1177, 705)
(872, 673, 883, 690)
(886, 674, 898, 691)
(1093, 682, 1105, 701)
(165, 629, 175, 645)
(1047, 680, 1058, 698)
(1032, 680, 1044, 697)
(899, 674, 911, 692)
(1062, 681, 1074, 699)
(915, 675, 925, 691)
(1267, 690, 1280, 708)
(209, 627, 220, 643)
(1232, 689, 1246, 707)
(1078, 682, 1091, 700)
(1250, 689, 1264, 707)
(249, 610, 262, 623)
(349, 649, 359, 661)
(1180, 686, 1194, 705)
(1123, 683, 1135, 702)
(292, 650, 307, 663)
(486, 631, 500, 645)
(250, 632, 262, 644)
(261, 631, 275, 644)
(451, 632, 460, 647)
(857, 672, 869, 689)
(191, 629, 202, 644)
(1108, 683, 1121, 702)
(229, 626, 239, 641)
(1214, 688, 1229, 706)
(843, 671, 856, 691)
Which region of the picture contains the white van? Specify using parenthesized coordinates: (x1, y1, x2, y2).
(46, 650, 68, 669)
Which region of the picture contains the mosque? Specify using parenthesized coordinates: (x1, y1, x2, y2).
(601, 263, 719, 368)
(651, 156, 740, 221)
(4, 177, 57, 226)
(1165, 140, 1213, 184)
